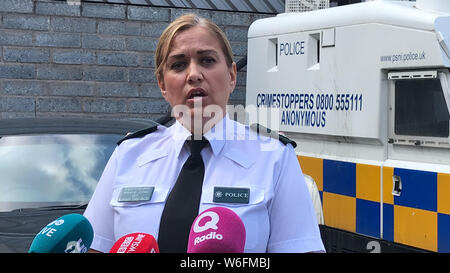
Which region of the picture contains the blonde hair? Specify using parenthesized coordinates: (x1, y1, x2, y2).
(154, 14, 234, 80)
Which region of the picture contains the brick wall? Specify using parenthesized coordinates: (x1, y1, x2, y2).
(0, 0, 271, 120)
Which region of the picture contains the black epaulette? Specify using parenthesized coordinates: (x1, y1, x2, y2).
(116, 125, 158, 146)
(249, 123, 297, 148)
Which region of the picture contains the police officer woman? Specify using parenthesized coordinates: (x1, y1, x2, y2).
(84, 13, 324, 253)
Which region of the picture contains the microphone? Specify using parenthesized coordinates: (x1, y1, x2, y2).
(109, 233, 159, 253)
(29, 213, 93, 253)
(187, 207, 246, 253)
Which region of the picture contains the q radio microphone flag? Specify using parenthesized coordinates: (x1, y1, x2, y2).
(187, 207, 246, 253)
(110, 233, 159, 253)
(28, 213, 93, 253)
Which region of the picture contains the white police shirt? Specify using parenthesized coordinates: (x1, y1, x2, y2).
(84, 115, 325, 253)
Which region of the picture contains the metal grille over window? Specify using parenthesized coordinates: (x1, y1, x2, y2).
(395, 79, 450, 138)
(388, 70, 450, 148)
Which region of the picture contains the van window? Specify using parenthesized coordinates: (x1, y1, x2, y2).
(395, 79, 450, 137)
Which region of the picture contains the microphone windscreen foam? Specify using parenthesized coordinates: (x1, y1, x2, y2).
(28, 213, 93, 253)
(187, 207, 246, 253)
(109, 233, 159, 253)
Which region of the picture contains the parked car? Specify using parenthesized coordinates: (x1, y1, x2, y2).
(0, 118, 160, 253)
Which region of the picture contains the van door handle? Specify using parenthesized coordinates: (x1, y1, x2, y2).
(392, 175, 402, 196)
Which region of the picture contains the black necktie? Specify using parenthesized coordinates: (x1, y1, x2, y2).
(157, 137, 208, 253)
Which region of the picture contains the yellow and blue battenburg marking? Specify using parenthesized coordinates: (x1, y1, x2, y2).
(298, 155, 450, 252)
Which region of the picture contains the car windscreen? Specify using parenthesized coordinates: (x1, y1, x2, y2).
(0, 134, 119, 212)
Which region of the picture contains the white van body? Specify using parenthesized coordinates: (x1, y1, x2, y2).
(245, 0, 450, 252)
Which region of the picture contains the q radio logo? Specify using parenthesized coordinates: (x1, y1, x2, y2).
(193, 211, 223, 245)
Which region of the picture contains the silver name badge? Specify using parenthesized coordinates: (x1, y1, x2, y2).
(118, 186, 154, 202)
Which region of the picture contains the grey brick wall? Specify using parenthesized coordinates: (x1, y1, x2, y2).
(0, 0, 271, 120)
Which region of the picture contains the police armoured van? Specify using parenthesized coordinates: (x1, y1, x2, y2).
(245, 0, 450, 252)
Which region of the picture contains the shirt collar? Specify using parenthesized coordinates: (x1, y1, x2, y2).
(170, 114, 231, 158)
(170, 120, 192, 158)
(206, 115, 257, 169)
(203, 114, 228, 156)
(168, 115, 257, 168)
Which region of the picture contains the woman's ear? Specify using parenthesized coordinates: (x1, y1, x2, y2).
(157, 74, 168, 99)
(229, 62, 237, 93)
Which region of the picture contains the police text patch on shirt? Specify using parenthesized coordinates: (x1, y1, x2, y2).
(118, 186, 154, 202)
(213, 187, 250, 204)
